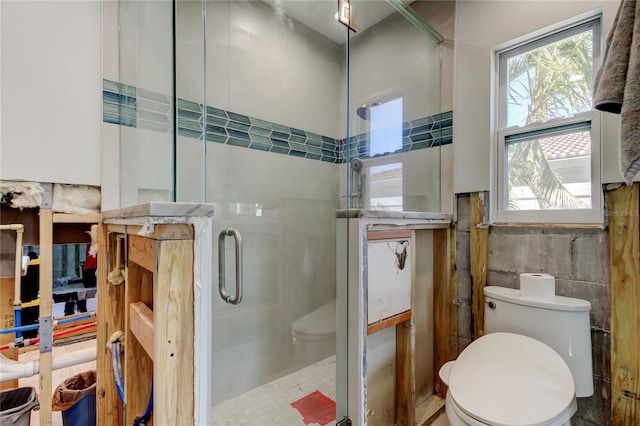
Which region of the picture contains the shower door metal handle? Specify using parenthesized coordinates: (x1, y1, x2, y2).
(218, 228, 243, 305)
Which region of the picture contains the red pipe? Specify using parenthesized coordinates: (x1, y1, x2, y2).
(0, 322, 96, 351)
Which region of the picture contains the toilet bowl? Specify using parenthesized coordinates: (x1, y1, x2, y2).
(291, 300, 336, 365)
(440, 333, 577, 426)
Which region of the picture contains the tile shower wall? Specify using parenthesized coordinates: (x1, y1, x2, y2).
(455, 194, 611, 426)
(103, 79, 453, 166)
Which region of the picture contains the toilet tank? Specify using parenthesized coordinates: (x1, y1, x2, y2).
(484, 286, 593, 397)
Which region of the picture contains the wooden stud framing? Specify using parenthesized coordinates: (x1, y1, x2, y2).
(129, 302, 155, 360)
(608, 183, 640, 425)
(124, 261, 154, 426)
(38, 210, 53, 426)
(470, 192, 489, 339)
(97, 227, 125, 426)
(98, 221, 196, 426)
(433, 227, 457, 399)
(367, 310, 411, 335)
(104, 223, 193, 240)
(396, 319, 415, 426)
(154, 239, 194, 424)
(367, 229, 413, 241)
(52, 213, 102, 224)
(128, 235, 156, 273)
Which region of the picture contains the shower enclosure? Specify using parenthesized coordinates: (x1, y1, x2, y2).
(112, 0, 445, 423)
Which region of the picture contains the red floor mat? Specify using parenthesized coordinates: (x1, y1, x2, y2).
(290, 390, 336, 425)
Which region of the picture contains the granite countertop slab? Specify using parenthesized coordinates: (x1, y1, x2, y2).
(102, 202, 215, 220)
(335, 209, 452, 221)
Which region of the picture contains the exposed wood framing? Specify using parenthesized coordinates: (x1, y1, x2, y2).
(470, 192, 489, 339)
(415, 394, 445, 426)
(608, 183, 640, 426)
(367, 310, 411, 335)
(129, 302, 154, 361)
(96, 227, 124, 426)
(396, 319, 415, 426)
(367, 229, 413, 241)
(124, 261, 154, 426)
(52, 213, 102, 224)
(155, 239, 194, 424)
(433, 227, 457, 399)
(128, 235, 156, 273)
(104, 223, 193, 240)
(99, 223, 195, 426)
(38, 209, 53, 426)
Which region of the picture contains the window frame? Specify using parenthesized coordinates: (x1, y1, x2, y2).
(493, 15, 603, 224)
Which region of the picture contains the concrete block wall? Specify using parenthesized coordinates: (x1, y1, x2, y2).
(455, 193, 611, 426)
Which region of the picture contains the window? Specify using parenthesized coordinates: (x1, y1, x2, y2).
(370, 98, 403, 156)
(494, 17, 602, 223)
(369, 162, 403, 210)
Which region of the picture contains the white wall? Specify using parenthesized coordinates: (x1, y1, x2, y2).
(454, 0, 624, 194)
(0, 1, 102, 185)
(176, 0, 343, 139)
(344, 11, 442, 136)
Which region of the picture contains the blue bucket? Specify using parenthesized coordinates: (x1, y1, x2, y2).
(62, 394, 96, 426)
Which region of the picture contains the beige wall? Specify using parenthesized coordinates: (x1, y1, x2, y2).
(453, 0, 624, 194)
(0, 1, 102, 185)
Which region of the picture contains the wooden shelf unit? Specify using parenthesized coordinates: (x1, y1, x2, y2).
(97, 224, 194, 426)
(96, 203, 214, 426)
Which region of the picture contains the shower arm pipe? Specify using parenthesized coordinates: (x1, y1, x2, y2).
(0, 347, 96, 383)
(0, 322, 97, 351)
(0, 311, 97, 335)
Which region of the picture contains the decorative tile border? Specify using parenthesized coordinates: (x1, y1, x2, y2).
(103, 79, 452, 164)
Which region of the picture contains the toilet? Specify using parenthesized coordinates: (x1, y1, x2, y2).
(291, 300, 336, 365)
(439, 285, 593, 426)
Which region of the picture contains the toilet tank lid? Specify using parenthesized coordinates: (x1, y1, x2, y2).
(449, 332, 576, 426)
(484, 286, 591, 312)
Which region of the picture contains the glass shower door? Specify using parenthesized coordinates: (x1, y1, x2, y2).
(176, 1, 347, 424)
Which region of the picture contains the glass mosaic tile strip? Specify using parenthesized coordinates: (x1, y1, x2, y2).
(103, 79, 452, 164)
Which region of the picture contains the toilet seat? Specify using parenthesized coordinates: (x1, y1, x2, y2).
(448, 332, 577, 426)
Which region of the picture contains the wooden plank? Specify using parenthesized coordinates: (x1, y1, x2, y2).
(492, 222, 603, 229)
(125, 261, 154, 426)
(367, 310, 411, 335)
(52, 213, 101, 224)
(39, 209, 53, 426)
(415, 394, 445, 426)
(128, 235, 156, 273)
(433, 227, 456, 399)
(470, 192, 489, 339)
(367, 229, 413, 241)
(96, 227, 125, 426)
(155, 239, 194, 425)
(395, 319, 415, 426)
(130, 302, 155, 361)
(608, 183, 640, 426)
(105, 223, 193, 240)
(0, 277, 18, 390)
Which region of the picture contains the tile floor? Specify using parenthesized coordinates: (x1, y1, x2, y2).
(211, 355, 337, 425)
(14, 341, 450, 426)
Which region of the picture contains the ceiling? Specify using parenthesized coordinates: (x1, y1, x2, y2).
(263, 0, 402, 44)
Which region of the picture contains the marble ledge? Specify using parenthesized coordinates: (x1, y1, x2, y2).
(336, 209, 452, 222)
(102, 202, 215, 221)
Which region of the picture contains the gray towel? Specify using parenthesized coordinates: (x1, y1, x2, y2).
(594, 0, 640, 184)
